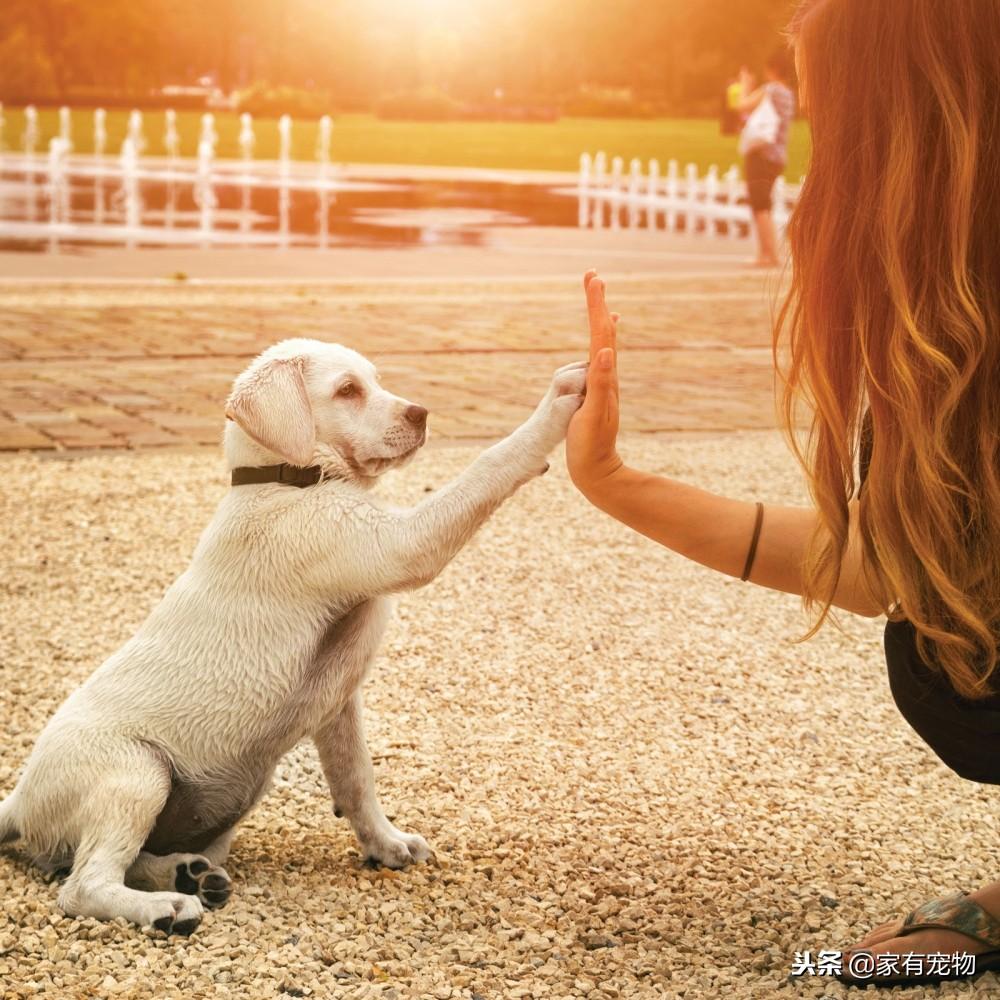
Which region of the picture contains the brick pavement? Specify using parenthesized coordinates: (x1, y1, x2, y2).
(0, 273, 786, 452)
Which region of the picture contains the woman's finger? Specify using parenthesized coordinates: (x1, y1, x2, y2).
(585, 275, 617, 364)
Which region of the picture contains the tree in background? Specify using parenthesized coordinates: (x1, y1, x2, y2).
(0, 0, 795, 114)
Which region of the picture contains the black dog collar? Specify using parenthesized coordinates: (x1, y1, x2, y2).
(230, 463, 326, 488)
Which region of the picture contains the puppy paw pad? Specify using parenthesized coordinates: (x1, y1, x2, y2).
(174, 857, 233, 909)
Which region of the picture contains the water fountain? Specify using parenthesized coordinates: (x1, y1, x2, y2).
(196, 115, 217, 247)
(121, 112, 145, 241)
(577, 152, 591, 229)
(316, 114, 333, 248)
(23, 105, 38, 222)
(59, 106, 72, 149)
(47, 137, 71, 250)
(200, 113, 218, 152)
(164, 109, 179, 229)
(238, 112, 254, 235)
(94, 108, 107, 225)
(591, 151, 607, 228)
(164, 110, 180, 159)
(0, 105, 474, 252)
(278, 114, 292, 248)
(127, 109, 145, 153)
(120, 137, 140, 249)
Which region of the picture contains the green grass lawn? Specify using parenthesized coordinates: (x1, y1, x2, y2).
(0, 108, 810, 179)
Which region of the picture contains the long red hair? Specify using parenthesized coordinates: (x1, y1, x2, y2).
(777, 0, 1000, 698)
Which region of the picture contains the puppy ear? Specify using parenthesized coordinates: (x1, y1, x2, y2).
(225, 356, 316, 466)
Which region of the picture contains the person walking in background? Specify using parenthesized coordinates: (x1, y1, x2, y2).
(738, 49, 796, 267)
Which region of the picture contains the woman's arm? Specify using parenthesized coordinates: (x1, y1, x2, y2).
(737, 84, 767, 114)
(566, 272, 883, 618)
(579, 466, 880, 616)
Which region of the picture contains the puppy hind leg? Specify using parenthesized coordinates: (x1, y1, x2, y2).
(0, 793, 20, 845)
(60, 846, 204, 934)
(36, 852, 74, 881)
(57, 753, 204, 934)
(126, 828, 236, 910)
(126, 850, 233, 909)
(200, 826, 236, 867)
(196, 826, 237, 908)
(314, 693, 431, 870)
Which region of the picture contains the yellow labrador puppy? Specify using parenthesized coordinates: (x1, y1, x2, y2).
(0, 338, 586, 935)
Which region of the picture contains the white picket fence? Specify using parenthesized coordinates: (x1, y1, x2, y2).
(577, 152, 800, 238)
(0, 104, 367, 250)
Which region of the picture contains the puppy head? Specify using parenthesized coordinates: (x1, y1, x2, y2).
(225, 338, 427, 480)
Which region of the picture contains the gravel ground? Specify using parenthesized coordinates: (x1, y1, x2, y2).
(2, 432, 999, 1000)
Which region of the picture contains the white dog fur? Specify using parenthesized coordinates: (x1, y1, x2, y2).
(0, 338, 586, 935)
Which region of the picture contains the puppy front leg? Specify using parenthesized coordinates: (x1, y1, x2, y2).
(368, 361, 587, 593)
(314, 693, 431, 869)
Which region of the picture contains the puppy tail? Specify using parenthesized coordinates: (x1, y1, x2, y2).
(0, 793, 21, 845)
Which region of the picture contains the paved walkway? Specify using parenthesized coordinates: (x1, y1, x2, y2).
(0, 228, 754, 282)
(0, 272, 783, 452)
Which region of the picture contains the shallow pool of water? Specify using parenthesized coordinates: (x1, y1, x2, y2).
(1, 174, 582, 251)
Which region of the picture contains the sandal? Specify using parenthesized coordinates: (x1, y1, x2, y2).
(838, 892, 1000, 987)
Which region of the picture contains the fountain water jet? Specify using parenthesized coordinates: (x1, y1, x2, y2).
(94, 109, 107, 225)
(591, 151, 606, 228)
(120, 137, 140, 249)
(278, 114, 291, 249)
(23, 106, 38, 222)
(0, 105, 378, 251)
(127, 110, 144, 153)
(164, 110, 179, 229)
(47, 137, 71, 251)
(316, 115, 333, 248)
(59, 107, 72, 149)
(238, 112, 254, 235)
(196, 115, 217, 248)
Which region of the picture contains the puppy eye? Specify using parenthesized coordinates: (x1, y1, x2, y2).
(337, 382, 357, 398)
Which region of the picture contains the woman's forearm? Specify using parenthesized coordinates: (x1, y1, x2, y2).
(737, 85, 766, 114)
(578, 465, 882, 617)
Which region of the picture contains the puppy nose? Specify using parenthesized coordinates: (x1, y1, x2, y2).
(404, 404, 428, 427)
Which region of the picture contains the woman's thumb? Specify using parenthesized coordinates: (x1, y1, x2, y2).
(589, 347, 616, 389)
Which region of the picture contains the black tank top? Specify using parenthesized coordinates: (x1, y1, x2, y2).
(860, 413, 1000, 784)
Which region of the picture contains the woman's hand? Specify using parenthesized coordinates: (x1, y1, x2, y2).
(566, 271, 624, 495)
(561, 278, 882, 617)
